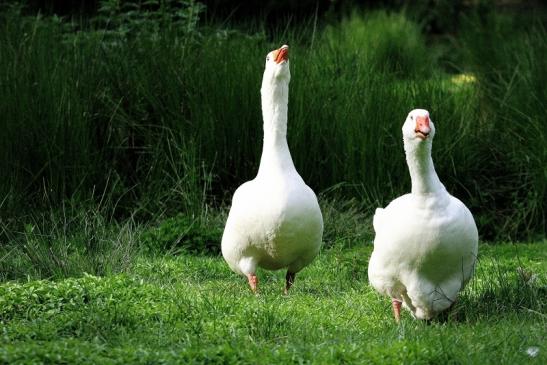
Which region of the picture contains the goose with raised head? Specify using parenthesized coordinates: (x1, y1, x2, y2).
(368, 109, 478, 321)
(221, 45, 323, 294)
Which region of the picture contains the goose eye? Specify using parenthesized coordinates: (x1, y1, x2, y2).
(266, 57, 270, 61)
(410, 116, 414, 120)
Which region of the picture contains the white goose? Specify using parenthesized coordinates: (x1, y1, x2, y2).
(368, 109, 478, 321)
(221, 45, 323, 294)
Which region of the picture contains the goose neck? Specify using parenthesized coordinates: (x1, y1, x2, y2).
(257, 81, 295, 175)
(404, 141, 444, 195)
(261, 82, 288, 147)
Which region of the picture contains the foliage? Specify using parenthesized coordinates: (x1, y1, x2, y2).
(141, 213, 222, 255)
(455, 12, 547, 239)
(0, 4, 543, 362)
(0, 202, 138, 281)
(0, 198, 370, 280)
(320, 197, 373, 248)
(322, 11, 434, 78)
(68, 0, 207, 46)
(0, 6, 545, 241)
(0, 243, 545, 364)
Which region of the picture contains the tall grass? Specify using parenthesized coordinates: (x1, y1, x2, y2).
(456, 13, 546, 239)
(0, 200, 139, 281)
(0, 3, 211, 220)
(0, 5, 545, 241)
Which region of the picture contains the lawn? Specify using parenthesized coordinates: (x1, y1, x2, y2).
(1, 242, 545, 364)
(0, 2, 545, 364)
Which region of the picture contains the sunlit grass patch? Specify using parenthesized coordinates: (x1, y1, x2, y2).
(1, 242, 545, 364)
(450, 73, 477, 85)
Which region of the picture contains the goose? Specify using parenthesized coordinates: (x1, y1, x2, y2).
(368, 109, 478, 321)
(221, 45, 323, 294)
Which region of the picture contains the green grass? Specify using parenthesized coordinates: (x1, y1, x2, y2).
(0, 5, 544, 361)
(0, 201, 141, 281)
(0, 5, 545, 240)
(1, 242, 545, 364)
(0, 3, 544, 363)
(0, 199, 368, 281)
(1, 199, 542, 363)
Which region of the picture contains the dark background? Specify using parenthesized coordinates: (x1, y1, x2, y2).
(11, 1, 547, 33)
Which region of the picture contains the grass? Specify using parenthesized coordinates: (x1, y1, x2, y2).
(0, 3, 545, 361)
(2, 200, 542, 363)
(1, 242, 545, 364)
(0, 5, 545, 240)
(0, 199, 367, 281)
(0, 200, 140, 281)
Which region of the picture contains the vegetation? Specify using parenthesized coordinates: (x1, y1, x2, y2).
(1, 243, 545, 364)
(0, 2, 545, 243)
(0, 2, 545, 363)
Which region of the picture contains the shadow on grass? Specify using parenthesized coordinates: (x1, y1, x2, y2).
(433, 258, 546, 324)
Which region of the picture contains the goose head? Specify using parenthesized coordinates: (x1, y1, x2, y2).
(402, 109, 436, 146)
(262, 45, 290, 89)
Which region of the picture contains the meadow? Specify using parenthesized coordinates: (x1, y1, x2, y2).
(0, 1, 546, 363)
(1, 243, 545, 364)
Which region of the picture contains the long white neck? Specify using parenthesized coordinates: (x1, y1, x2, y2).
(257, 79, 296, 176)
(404, 140, 445, 195)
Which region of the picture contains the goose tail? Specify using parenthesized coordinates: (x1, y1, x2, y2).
(373, 208, 385, 234)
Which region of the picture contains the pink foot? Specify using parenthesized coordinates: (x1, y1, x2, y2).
(247, 273, 258, 293)
(392, 298, 402, 323)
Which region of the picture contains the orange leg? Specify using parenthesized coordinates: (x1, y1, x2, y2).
(284, 271, 296, 295)
(246, 273, 258, 293)
(392, 298, 402, 323)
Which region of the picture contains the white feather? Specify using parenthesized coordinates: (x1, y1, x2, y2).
(221, 46, 323, 278)
(369, 109, 478, 319)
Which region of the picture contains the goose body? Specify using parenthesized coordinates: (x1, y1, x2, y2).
(368, 109, 478, 320)
(221, 45, 323, 293)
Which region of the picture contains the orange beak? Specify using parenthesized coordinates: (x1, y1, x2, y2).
(274, 45, 289, 64)
(415, 115, 431, 139)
